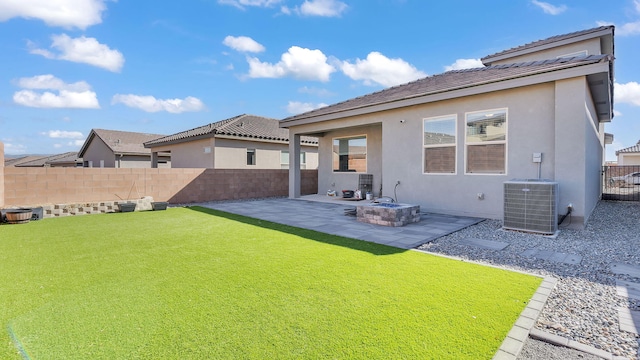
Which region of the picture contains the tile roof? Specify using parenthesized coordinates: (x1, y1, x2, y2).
(616, 141, 640, 155)
(87, 129, 166, 155)
(4, 155, 45, 167)
(145, 114, 318, 147)
(282, 54, 611, 124)
(14, 152, 80, 167)
(481, 26, 614, 63)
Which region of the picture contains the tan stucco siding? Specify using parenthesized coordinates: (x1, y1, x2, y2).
(214, 138, 318, 169)
(288, 81, 604, 222)
(618, 154, 640, 165)
(151, 138, 215, 168)
(119, 155, 153, 168)
(490, 39, 602, 65)
(83, 137, 116, 167)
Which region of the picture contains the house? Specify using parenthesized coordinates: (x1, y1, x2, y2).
(144, 114, 318, 169)
(281, 26, 615, 228)
(616, 141, 640, 165)
(10, 152, 82, 167)
(78, 129, 170, 168)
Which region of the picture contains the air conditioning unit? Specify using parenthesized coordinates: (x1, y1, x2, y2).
(503, 179, 559, 235)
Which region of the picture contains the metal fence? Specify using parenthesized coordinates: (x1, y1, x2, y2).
(602, 165, 640, 201)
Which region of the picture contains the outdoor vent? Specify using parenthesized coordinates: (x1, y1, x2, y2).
(503, 179, 559, 235)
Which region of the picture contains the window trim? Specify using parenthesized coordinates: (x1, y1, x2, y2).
(332, 134, 367, 173)
(422, 114, 457, 175)
(246, 148, 256, 166)
(464, 108, 508, 175)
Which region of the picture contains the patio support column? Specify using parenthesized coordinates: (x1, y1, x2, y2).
(151, 151, 158, 168)
(289, 133, 301, 198)
(0, 141, 4, 207)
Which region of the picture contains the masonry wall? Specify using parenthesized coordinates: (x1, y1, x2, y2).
(3, 167, 318, 208)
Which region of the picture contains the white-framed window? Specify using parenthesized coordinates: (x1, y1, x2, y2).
(423, 115, 456, 174)
(465, 108, 507, 174)
(247, 149, 256, 165)
(280, 150, 307, 169)
(332, 135, 367, 173)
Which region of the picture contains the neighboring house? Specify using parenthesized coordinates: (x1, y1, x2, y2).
(14, 152, 82, 167)
(144, 114, 318, 169)
(78, 129, 170, 168)
(5, 152, 82, 167)
(616, 141, 640, 165)
(281, 26, 615, 228)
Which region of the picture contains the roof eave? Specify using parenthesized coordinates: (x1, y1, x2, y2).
(481, 27, 614, 65)
(281, 61, 611, 128)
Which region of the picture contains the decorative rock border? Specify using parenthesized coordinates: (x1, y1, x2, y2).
(3, 196, 156, 218)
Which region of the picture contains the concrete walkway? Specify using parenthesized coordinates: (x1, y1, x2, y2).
(194, 198, 483, 249)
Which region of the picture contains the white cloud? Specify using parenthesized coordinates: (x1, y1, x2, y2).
(4, 143, 27, 154)
(13, 74, 100, 109)
(298, 86, 334, 97)
(111, 94, 205, 113)
(29, 34, 124, 72)
(531, 0, 567, 15)
(615, 81, 640, 106)
(299, 0, 347, 17)
(0, 0, 106, 29)
(617, 21, 640, 36)
(286, 101, 328, 114)
(43, 130, 84, 139)
(247, 46, 336, 82)
(16, 74, 90, 92)
(341, 52, 426, 87)
(614, 109, 623, 117)
(223, 36, 265, 53)
(13, 90, 100, 109)
(444, 58, 484, 71)
(69, 139, 85, 147)
(218, 0, 282, 10)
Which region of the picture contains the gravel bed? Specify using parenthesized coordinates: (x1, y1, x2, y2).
(418, 201, 640, 359)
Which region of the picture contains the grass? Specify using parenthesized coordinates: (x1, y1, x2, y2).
(0, 207, 541, 359)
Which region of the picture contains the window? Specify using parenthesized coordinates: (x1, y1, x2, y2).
(465, 109, 507, 174)
(423, 115, 456, 173)
(280, 151, 307, 169)
(333, 136, 366, 172)
(247, 149, 256, 165)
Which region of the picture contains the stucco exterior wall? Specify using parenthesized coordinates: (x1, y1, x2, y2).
(214, 138, 318, 169)
(618, 153, 640, 165)
(490, 38, 602, 65)
(152, 138, 216, 168)
(316, 124, 382, 196)
(83, 137, 116, 167)
(583, 79, 605, 223)
(119, 155, 154, 168)
(289, 79, 604, 225)
(150, 137, 318, 170)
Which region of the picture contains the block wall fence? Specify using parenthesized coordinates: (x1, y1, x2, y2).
(0, 142, 318, 209)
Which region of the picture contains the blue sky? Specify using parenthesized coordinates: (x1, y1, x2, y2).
(0, 0, 639, 161)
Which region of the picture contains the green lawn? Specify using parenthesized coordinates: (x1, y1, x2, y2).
(0, 207, 541, 359)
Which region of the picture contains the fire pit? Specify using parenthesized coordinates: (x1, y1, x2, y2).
(356, 203, 420, 227)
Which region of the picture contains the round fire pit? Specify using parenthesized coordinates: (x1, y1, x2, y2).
(5, 209, 33, 224)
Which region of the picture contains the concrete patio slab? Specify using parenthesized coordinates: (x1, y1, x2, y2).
(611, 262, 640, 278)
(618, 308, 640, 335)
(194, 198, 483, 249)
(616, 279, 640, 301)
(520, 249, 582, 265)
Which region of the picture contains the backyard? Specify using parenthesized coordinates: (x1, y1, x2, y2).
(0, 207, 541, 359)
